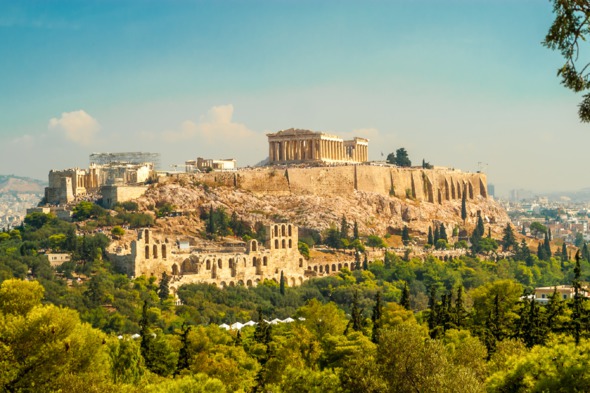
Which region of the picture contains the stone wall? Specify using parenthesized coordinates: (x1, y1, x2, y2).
(101, 185, 149, 208)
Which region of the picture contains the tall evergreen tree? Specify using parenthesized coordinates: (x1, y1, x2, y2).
(427, 226, 434, 246)
(340, 215, 349, 240)
(279, 270, 285, 296)
(434, 226, 440, 244)
(571, 251, 584, 345)
(175, 323, 191, 376)
(518, 296, 546, 348)
(583, 243, 590, 262)
(546, 287, 566, 334)
(537, 242, 547, 261)
(454, 286, 468, 329)
(439, 224, 448, 242)
(353, 221, 359, 240)
(400, 282, 411, 310)
(501, 223, 516, 251)
(543, 232, 552, 259)
(354, 251, 361, 270)
(401, 226, 410, 245)
(461, 192, 467, 223)
(548, 228, 552, 241)
(158, 272, 170, 302)
(371, 292, 383, 343)
(206, 205, 215, 235)
(427, 286, 439, 339)
(362, 253, 369, 270)
(561, 243, 569, 262)
(350, 291, 363, 333)
(521, 224, 526, 236)
(476, 212, 485, 237)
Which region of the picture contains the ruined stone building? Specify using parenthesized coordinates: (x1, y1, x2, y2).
(45, 153, 157, 205)
(90, 152, 161, 170)
(185, 157, 237, 173)
(108, 223, 319, 295)
(267, 128, 369, 164)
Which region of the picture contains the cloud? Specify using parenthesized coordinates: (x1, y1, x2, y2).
(161, 104, 254, 143)
(48, 110, 100, 145)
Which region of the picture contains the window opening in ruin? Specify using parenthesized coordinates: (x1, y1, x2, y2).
(281, 225, 286, 236)
(162, 244, 167, 259)
(218, 259, 222, 269)
(153, 245, 158, 259)
(288, 225, 292, 236)
(263, 256, 268, 266)
(289, 239, 292, 248)
(275, 239, 279, 249)
(282, 239, 286, 249)
(206, 260, 211, 270)
(145, 245, 150, 259)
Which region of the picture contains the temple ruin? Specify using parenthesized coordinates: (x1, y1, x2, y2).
(267, 128, 368, 164)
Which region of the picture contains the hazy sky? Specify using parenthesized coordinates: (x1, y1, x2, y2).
(0, 0, 586, 195)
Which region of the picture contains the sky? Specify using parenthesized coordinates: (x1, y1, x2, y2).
(0, 0, 586, 195)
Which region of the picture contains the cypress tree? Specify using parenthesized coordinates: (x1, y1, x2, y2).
(548, 228, 552, 241)
(571, 251, 584, 345)
(427, 286, 439, 338)
(521, 224, 526, 236)
(362, 253, 369, 270)
(543, 232, 552, 258)
(461, 192, 467, 223)
(400, 282, 411, 310)
(340, 215, 349, 240)
(279, 271, 285, 295)
(206, 205, 215, 235)
(546, 287, 566, 334)
(353, 221, 359, 240)
(537, 242, 547, 261)
(561, 243, 568, 262)
(476, 212, 485, 237)
(158, 272, 171, 302)
(455, 286, 467, 329)
(434, 226, 440, 244)
(583, 243, 590, 262)
(427, 226, 434, 246)
(351, 291, 363, 332)
(440, 224, 448, 242)
(502, 223, 516, 251)
(175, 323, 191, 376)
(371, 292, 383, 343)
(354, 251, 361, 270)
(402, 226, 410, 245)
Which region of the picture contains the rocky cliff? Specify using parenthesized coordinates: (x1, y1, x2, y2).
(136, 166, 509, 239)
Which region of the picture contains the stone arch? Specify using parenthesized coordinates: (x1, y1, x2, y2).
(251, 240, 258, 252)
(144, 229, 150, 243)
(263, 256, 268, 266)
(230, 258, 237, 277)
(338, 263, 342, 270)
(274, 225, 279, 237)
(218, 258, 222, 269)
(181, 259, 192, 274)
(246, 279, 253, 287)
(344, 262, 349, 269)
(288, 224, 293, 236)
(290, 277, 295, 286)
(314, 265, 318, 272)
(153, 244, 158, 259)
(220, 281, 227, 288)
(325, 264, 330, 274)
(206, 259, 211, 270)
(162, 244, 167, 259)
(238, 280, 244, 286)
(319, 265, 323, 273)
(281, 224, 286, 236)
(299, 258, 303, 267)
(172, 263, 179, 275)
(282, 239, 286, 249)
(211, 264, 217, 279)
(145, 245, 150, 259)
(289, 239, 292, 248)
(332, 263, 336, 272)
(275, 239, 279, 249)
(255, 278, 261, 284)
(229, 281, 235, 287)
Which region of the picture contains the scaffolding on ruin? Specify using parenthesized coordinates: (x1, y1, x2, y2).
(89, 152, 161, 169)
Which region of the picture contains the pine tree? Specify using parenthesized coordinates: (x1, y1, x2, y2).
(537, 242, 547, 261)
(353, 221, 359, 240)
(279, 271, 285, 295)
(400, 282, 411, 310)
(461, 192, 467, 223)
(427, 226, 434, 246)
(454, 286, 468, 329)
(354, 251, 361, 270)
(434, 226, 440, 244)
(371, 292, 383, 343)
(521, 224, 526, 236)
(362, 253, 369, 270)
(139, 300, 154, 371)
(440, 224, 448, 242)
(340, 215, 349, 240)
(351, 291, 363, 332)
(543, 232, 552, 259)
(158, 272, 171, 302)
(546, 287, 566, 334)
(571, 251, 584, 345)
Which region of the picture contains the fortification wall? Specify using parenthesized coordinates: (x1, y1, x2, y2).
(102, 185, 149, 208)
(287, 166, 355, 196)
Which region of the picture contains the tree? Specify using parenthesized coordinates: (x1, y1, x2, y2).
(501, 223, 516, 251)
(366, 235, 387, 249)
(340, 215, 349, 240)
(279, 270, 285, 295)
(111, 226, 125, 238)
(562, 242, 569, 262)
(461, 192, 467, 223)
(158, 272, 171, 301)
(372, 292, 383, 344)
(175, 323, 191, 376)
(544, 0, 590, 121)
(353, 221, 359, 240)
(530, 222, 547, 238)
(427, 226, 434, 246)
(401, 226, 410, 245)
(571, 251, 585, 345)
(439, 224, 448, 242)
(386, 152, 396, 165)
(394, 148, 411, 167)
(400, 282, 411, 310)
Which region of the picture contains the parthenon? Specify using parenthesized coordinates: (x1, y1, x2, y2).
(266, 128, 368, 164)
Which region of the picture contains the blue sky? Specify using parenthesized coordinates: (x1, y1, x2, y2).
(0, 0, 584, 194)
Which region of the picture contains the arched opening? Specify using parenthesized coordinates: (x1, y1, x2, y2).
(144, 229, 150, 243)
(288, 224, 292, 236)
(281, 225, 286, 236)
(338, 263, 342, 270)
(290, 277, 296, 286)
(332, 264, 336, 272)
(274, 225, 279, 237)
(218, 259, 222, 269)
(282, 239, 286, 249)
(206, 260, 211, 270)
(289, 239, 292, 248)
(145, 245, 150, 259)
(172, 264, 179, 275)
(251, 240, 257, 251)
(220, 281, 227, 288)
(313, 266, 318, 272)
(153, 244, 158, 259)
(211, 265, 217, 279)
(344, 263, 349, 269)
(230, 258, 236, 277)
(325, 264, 330, 274)
(237, 280, 243, 286)
(319, 265, 323, 273)
(162, 244, 167, 259)
(299, 258, 303, 267)
(299, 277, 303, 285)
(252, 257, 257, 267)
(255, 278, 261, 284)
(229, 281, 235, 287)
(263, 256, 268, 266)
(247, 279, 253, 287)
(275, 239, 279, 249)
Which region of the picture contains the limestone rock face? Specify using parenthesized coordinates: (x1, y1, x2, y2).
(137, 179, 509, 238)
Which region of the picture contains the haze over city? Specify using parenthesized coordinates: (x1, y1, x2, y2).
(0, 0, 585, 195)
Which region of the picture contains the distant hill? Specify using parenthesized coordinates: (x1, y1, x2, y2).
(0, 175, 46, 193)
